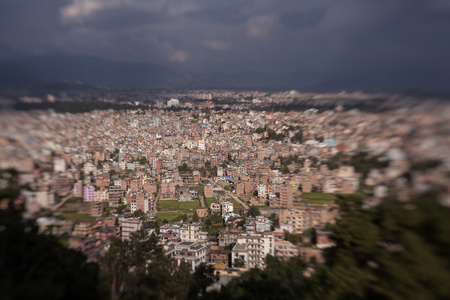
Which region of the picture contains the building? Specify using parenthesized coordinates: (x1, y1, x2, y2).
(274, 239, 299, 260)
(210, 203, 221, 214)
(53, 158, 67, 173)
(218, 228, 245, 247)
(279, 185, 293, 208)
(257, 184, 266, 198)
(167, 98, 180, 107)
(231, 232, 275, 269)
(90, 201, 103, 217)
(279, 208, 308, 233)
(35, 188, 56, 208)
(196, 207, 208, 219)
(221, 201, 233, 216)
(204, 184, 214, 198)
(108, 185, 123, 207)
(179, 222, 208, 245)
(121, 218, 143, 241)
(94, 226, 116, 242)
(245, 216, 271, 234)
(160, 224, 181, 236)
(73, 180, 83, 198)
(73, 221, 92, 238)
(173, 241, 208, 271)
(83, 185, 95, 202)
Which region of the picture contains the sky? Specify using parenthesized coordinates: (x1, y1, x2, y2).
(1, 0, 450, 88)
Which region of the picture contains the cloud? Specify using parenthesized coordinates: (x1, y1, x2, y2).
(0, 0, 449, 90)
(169, 50, 188, 62)
(202, 40, 230, 51)
(245, 14, 278, 38)
(60, 0, 108, 23)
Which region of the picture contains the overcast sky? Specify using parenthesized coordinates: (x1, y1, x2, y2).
(1, 0, 449, 84)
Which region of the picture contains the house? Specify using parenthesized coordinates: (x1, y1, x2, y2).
(173, 241, 208, 271)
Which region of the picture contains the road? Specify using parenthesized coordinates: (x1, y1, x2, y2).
(207, 178, 249, 210)
(51, 192, 73, 211)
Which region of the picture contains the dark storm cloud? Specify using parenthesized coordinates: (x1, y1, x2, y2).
(0, 0, 449, 89)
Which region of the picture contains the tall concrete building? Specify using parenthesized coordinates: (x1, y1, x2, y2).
(108, 186, 123, 207)
(204, 183, 214, 198)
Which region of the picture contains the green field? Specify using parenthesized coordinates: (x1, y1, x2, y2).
(187, 185, 204, 195)
(61, 212, 96, 223)
(301, 192, 336, 204)
(205, 197, 219, 207)
(158, 200, 199, 210)
(157, 211, 184, 221)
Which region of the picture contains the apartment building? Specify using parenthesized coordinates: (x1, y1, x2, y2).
(173, 241, 208, 271)
(279, 208, 308, 233)
(232, 232, 275, 269)
(179, 222, 208, 245)
(121, 218, 143, 241)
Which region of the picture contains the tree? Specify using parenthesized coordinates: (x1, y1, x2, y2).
(247, 206, 261, 217)
(233, 255, 245, 268)
(204, 192, 450, 300)
(181, 213, 189, 222)
(0, 170, 101, 300)
(139, 156, 147, 165)
(192, 211, 200, 222)
(291, 129, 303, 143)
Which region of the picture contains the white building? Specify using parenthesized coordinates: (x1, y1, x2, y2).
(257, 184, 266, 198)
(53, 158, 67, 173)
(221, 201, 233, 216)
(173, 241, 208, 271)
(167, 98, 180, 107)
(245, 216, 272, 234)
(232, 232, 275, 269)
(179, 222, 208, 245)
(83, 162, 96, 175)
(36, 189, 56, 208)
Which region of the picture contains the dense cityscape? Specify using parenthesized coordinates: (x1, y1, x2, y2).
(1, 90, 450, 299)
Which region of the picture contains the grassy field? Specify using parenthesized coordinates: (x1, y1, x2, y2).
(301, 192, 336, 204)
(205, 197, 219, 207)
(157, 211, 184, 221)
(302, 192, 336, 200)
(158, 200, 199, 210)
(61, 212, 96, 223)
(187, 185, 204, 195)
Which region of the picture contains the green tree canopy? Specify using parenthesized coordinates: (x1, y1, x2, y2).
(247, 206, 261, 217)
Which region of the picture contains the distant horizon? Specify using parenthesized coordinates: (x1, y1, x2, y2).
(1, 1, 450, 93)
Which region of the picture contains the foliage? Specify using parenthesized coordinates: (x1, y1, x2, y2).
(116, 204, 127, 215)
(233, 255, 245, 268)
(291, 129, 303, 143)
(247, 206, 261, 217)
(178, 163, 192, 173)
(266, 129, 285, 141)
(139, 156, 147, 165)
(132, 209, 146, 220)
(192, 211, 200, 222)
(218, 256, 308, 299)
(100, 230, 218, 300)
(255, 127, 265, 134)
(0, 172, 101, 299)
(204, 192, 450, 300)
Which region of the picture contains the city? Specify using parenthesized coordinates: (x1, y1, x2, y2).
(1, 91, 450, 298)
